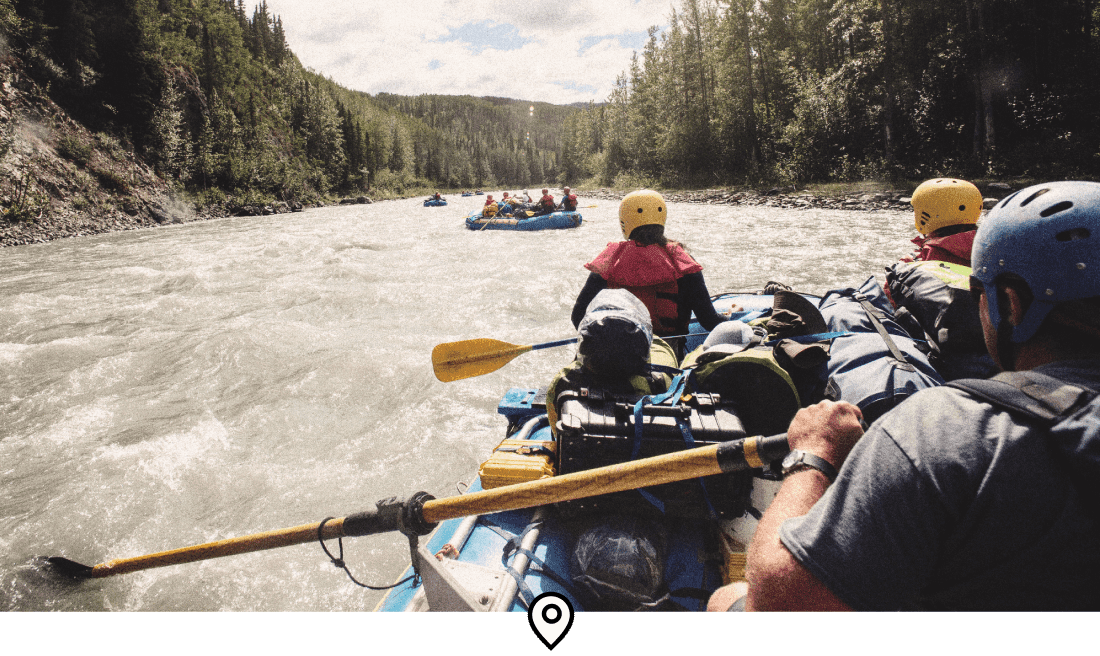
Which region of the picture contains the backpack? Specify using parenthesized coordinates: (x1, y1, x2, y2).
(885, 259, 997, 381)
(947, 370, 1100, 517)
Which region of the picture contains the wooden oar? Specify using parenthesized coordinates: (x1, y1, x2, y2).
(45, 433, 790, 580)
(431, 337, 577, 382)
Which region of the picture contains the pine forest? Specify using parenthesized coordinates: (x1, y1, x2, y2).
(1, 0, 1099, 217)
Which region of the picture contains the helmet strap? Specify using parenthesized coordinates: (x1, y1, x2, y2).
(995, 284, 1018, 371)
(996, 318, 1017, 371)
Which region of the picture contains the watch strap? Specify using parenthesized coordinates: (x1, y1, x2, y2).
(784, 450, 839, 483)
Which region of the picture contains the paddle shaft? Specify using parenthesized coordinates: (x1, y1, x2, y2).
(420, 432, 789, 523)
(70, 520, 352, 578)
(54, 434, 787, 579)
(431, 332, 706, 382)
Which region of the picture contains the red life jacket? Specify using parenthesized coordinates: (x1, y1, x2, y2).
(561, 194, 577, 211)
(911, 228, 975, 266)
(539, 194, 555, 211)
(585, 241, 703, 335)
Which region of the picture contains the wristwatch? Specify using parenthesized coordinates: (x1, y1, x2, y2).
(780, 450, 838, 483)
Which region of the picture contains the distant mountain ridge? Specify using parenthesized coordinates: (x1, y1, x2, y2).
(0, 0, 580, 230)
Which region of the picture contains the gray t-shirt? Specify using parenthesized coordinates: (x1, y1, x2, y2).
(780, 359, 1100, 611)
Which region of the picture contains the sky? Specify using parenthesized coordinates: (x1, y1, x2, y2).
(245, 0, 674, 105)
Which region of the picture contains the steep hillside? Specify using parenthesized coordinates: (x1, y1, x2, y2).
(0, 0, 579, 247)
(0, 55, 201, 247)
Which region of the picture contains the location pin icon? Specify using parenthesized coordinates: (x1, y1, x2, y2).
(528, 591, 574, 650)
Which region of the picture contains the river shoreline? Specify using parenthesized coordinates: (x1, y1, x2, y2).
(1, 181, 1019, 249)
(0, 187, 898, 249)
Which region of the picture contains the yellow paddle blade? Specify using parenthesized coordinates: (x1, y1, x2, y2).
(432, 338, 533, 382)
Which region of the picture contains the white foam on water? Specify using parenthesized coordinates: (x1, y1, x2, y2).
(0, 196, 913, 612)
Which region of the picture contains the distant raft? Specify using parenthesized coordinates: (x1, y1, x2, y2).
(465, 210, 583, 231)
(424, 199, 448, 207)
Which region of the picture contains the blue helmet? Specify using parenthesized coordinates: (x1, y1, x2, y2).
(972, 180, 1100, 343)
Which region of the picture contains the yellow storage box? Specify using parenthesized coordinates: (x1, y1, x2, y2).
(478, 438, 557, 489)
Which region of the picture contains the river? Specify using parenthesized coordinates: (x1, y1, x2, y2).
(0, 194, 913, 638)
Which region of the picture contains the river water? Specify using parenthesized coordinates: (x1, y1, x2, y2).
(0, 195, 913, 634)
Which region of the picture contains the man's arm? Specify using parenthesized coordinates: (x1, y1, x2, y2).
(745, 468, 852, 610)
(746, 401, 864, 611)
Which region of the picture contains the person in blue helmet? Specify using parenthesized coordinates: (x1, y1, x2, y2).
(708, 180, 1100, 612)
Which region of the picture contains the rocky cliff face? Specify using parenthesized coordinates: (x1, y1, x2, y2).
(0, 54, 202, 247)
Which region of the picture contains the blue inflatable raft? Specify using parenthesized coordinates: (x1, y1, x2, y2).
(424, 199, 448, 207)
(465, 210, 582, 231)
(376, 283, 948, 612)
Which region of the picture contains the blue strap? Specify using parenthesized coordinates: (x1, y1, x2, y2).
(629, 372, 718, 515)
(629, 373, 691, 512)
(673, 412, 719, 519)
(632, 372, 690, 459)
(729, 309, 768, 323)
(477, 516, 577, 609)
(502, 546, 578, 609)
(763, 330, 851, 346)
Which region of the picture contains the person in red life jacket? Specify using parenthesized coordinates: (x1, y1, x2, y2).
(571, 189, 730, 358)
(908, 178, 983, 266)
(884, 177, 983, 313)
(535, 188, 556, 216)
(559, 186, 578, 212)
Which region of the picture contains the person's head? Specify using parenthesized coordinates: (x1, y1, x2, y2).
(911, 178, 983, 236)
(486, 194, 494, 201)
(971, 180, 1100, 369)
(542, 188, 549, 195)
(502, 192, 509, 198)
(564, 186, 571, 194)
(619, 189, 667, 242)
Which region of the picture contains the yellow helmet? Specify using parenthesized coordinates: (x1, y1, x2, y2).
(619, 189, 667, 240)
(911, 178, 983, 236)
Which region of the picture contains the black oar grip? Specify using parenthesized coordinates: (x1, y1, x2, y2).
(716, 433, 790, 473)
(342, 492, 438, 538)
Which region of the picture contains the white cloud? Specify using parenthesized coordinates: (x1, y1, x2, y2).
(246, 0, 673, 104)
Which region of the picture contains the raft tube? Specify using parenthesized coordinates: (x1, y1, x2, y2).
(464, 210, 583, 231)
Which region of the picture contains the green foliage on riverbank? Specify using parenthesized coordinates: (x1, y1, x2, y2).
(562, 0, 1100, 188)
(3, 0, 571, 206)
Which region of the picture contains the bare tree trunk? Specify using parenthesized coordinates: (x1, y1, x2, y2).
(881, 0, 897, 166)
(964, 0, 995, 158)
(740, 0, 760, 169)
